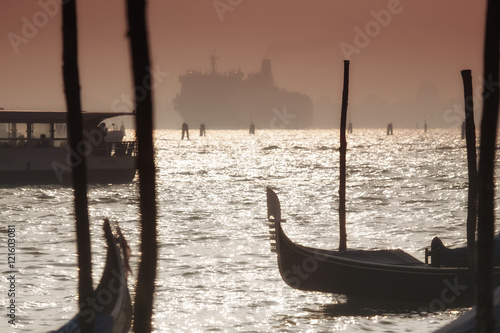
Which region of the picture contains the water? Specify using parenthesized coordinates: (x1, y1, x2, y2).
(0, 128, 494, 332)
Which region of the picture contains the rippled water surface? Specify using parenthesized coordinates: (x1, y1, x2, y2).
(1, 129, 496, 332)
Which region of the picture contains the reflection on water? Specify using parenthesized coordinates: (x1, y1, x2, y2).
(0, 129, 494, 332)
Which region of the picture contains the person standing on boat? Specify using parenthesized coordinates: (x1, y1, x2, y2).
(99, 123, 108, 137)
(95, 123, 109, 155)
(17, 134, 26, 148)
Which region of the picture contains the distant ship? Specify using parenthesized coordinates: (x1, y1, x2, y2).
(173, 54, 313, 129)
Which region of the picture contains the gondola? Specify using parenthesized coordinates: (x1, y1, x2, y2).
(267, 187, 500, 307)
(50, 219, 133, 333)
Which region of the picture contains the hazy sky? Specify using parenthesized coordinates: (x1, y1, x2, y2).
(0, 0, 488, 128)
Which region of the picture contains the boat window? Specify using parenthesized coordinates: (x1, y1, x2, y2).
(0, 123, 27, 147)
(53, 123, 67, 147)
(32, 123, 51, 139)
(54, 123, 67, 138)
(0, 123, 8, 139)
(32, 123, 55, 148)
(0, 123, 28, 139)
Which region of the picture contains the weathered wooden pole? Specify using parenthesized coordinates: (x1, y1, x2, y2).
(249, 121, 255, 134)
(339, 60, 349, 252)
(461, 69, 477, 270)
(181, 122, 189, 140)
(386, 122, 393, 135)
(476, 0, 500, 331)
(61, 1, 94, 332)
(126, 0, 158, 331)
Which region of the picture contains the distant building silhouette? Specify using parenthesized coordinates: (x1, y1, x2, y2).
(173, 56, 313, 129)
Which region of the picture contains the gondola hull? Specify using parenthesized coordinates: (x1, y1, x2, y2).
(267, 187, 500, 307)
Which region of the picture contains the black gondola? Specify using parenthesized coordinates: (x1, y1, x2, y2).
(50, 219, 133, 333)
(267, 187, 500, 307)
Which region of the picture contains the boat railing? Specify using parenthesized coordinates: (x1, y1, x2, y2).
(91, 141, 138, 157)
(0, 138, 29, 148)
(1, 138, 69, 148)
(0, 138, 138, 157)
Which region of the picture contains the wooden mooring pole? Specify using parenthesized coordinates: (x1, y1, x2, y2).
(476, 0, 499, 331)
(339, 60, 349, 252)
(386, 122, 393, 135)
(460, 69, 477, 271)
(61, 1, 94, 331)
(126, 0, 158, 331)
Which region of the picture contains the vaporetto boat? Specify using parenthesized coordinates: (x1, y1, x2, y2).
(0, 110, 137, 185)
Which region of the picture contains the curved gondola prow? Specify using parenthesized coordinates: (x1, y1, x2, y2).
(267, 187, 306, 291)
(267, 187, 286, 254)
(50, 220, 133, 333)
(266, 187, 281, 222)
(267, 187, 324, 292)
(99, 219, 133, 333)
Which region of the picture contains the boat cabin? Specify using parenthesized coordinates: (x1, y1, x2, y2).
(0, 110, 133, 149)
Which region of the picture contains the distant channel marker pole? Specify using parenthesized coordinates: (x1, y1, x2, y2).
(339, 60, 349, 252)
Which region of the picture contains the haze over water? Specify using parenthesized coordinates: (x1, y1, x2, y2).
(1, 128, 496, 332)
(0, 1, 486, 128)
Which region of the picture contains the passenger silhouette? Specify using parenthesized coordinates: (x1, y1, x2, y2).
(37, 134, 50, 148)
(99, 123, 108, 137)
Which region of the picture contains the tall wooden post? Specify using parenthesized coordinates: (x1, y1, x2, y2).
(476, 0, 500, 331)
(461, 69, 477, 270)
(339, 60, 349, 252)
(61, 1, 94, 332)
(126, 0, 158, 331)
